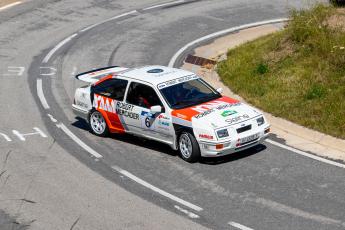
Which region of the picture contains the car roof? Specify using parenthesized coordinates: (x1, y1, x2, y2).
(118, 65, 196, 85)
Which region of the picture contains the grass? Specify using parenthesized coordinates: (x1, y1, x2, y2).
(217, 4, 345, 139)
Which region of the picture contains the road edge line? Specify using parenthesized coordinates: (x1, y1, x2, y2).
(266, 139, 345, 169)
(168, 18, 288, 67)
(112, 165, 203, 212)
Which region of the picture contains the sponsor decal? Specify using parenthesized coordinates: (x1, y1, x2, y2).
(93, 94, 139, 120)
(171, 96, 240, 122)
(194, 108, 215, 119)
(157, 114, 169, 120)
(199, 134, 214, 140)
(158, 120, 170, 126)
(141, 111, 155, 128)
(225, 114, 250, 124)
(157, 75, 198, 89)
(221, 110, 237, 117)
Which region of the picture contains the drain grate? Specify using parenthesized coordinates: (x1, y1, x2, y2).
(184, 54, 217, 66)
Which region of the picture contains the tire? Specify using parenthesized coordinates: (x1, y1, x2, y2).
(88, 110, 109, 137)
(178, 131, 201, 163)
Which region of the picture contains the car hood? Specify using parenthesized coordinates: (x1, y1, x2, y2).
(171, 96, 261, 129)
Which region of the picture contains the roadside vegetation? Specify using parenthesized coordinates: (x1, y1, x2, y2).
(217, 4, 345, 139)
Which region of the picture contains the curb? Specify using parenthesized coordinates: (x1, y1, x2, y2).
(168, 18, 289, 68)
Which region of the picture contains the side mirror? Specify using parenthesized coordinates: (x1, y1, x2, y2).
(216, 88, 223, 94)
(150, 105, 162, 114)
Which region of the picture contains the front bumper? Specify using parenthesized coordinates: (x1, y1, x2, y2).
(198, 127, 270, 157)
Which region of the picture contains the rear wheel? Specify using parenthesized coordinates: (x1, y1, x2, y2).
(89, 110, 109, 136)
(178, 131, 200, 163)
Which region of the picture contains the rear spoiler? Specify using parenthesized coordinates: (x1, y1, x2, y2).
(75, 66, 128, 84)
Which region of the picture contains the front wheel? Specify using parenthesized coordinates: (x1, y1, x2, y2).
(89, 110, 109, 136)
(178, 132, 201, 163)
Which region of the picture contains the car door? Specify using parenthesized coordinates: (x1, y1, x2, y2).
(124, 81, 174, 143)
(91, 78, 128, 132)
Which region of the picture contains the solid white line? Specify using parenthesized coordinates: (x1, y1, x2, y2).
(142, 0, 184, 11)
(80, 10, 137, 33)
(228, 222, 254, 230)
(42, 33, 77, 63)
(111, 165, 203, 212)
(174, 205, 200, 219)
(168, 18, 289, 67)
(37, 79, 50, 109)
(265, 139, 345, 169)
(56, 123, 103, 158)
(0, 1, 22, 11)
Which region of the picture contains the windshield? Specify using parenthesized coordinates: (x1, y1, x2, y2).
(159, 78, 221, 109)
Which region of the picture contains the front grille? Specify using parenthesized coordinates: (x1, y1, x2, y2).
(236, 125, 252, 133)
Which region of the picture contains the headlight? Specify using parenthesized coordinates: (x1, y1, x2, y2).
(256, 116, 265, 126)
(217, 129, 229, 138)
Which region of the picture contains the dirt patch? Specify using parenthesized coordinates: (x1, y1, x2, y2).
(0, 0, 20, 8)
(327, 8, 345, 31)
(264, 37, 294, 64)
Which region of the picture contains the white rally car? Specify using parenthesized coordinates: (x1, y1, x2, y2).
(72, 65, 270, 162)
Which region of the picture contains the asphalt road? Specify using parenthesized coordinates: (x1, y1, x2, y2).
(1, 0, 345, 229)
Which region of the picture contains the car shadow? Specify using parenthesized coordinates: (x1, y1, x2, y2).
(108, 133, 178, 157)
(71, 117, 266, 163)
(71, 117, 90, 132)
(200, 144, 267, 165)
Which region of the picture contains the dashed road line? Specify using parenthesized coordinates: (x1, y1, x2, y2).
(47, 114, 57, 123)
(111, 165, 203, 212)
(12, 127, 47, 141)
(37, 79, 50, 109)
(42, 33, 77, 63)
(142, 0, 185, 11)
(56, 123, 103, 158)
(266, 139, 345, 169)
(174, 205, 200, 219)
(168, 18, 289, 67)
(228, 222, 254, 230)
(0, 1, 22, 11)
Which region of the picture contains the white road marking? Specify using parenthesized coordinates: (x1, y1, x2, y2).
(39, 66, 57, 76)
(37, 79, 50, 109)
(12, 127, 47, 141)
(168, 18, 289, 67)
(228, 222, 254, 230)
(0, 1, 22, 11)
(111, 165, 203, 212)
(142, 0, 185, 11)
(0, 133, 12, 142)
(80, 10, 138, 33)
(266, 139, 345, 169)
(47, 114, 57, 123)
(174, 205, 200, 219)
(3, 66, 25, 76)
(42, 33, 77, 63)
(56, 123, 103, 158)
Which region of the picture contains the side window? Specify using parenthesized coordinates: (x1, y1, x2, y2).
(126, 82, 163, 109)
(93, 79, 128, 101)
